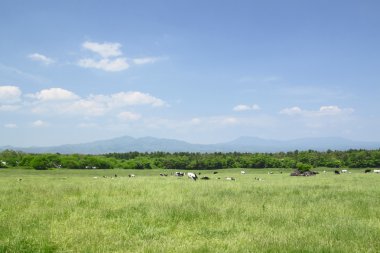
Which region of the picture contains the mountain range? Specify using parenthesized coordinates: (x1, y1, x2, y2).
(1, 136, 380, 154)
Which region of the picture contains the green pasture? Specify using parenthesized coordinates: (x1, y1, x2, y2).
(0, 168, 379, 252)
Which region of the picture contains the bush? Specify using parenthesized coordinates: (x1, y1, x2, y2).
(296, 162, 313, 172)
(30, 156, 50, 170)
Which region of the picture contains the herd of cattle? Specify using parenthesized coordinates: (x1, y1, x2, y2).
(89, 169, 380, 182)
(334, 169, 380, 174)
(126, 169, 380, 181)
(172, 171, 233, 181)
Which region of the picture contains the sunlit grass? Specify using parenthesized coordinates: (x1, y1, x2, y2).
(0, 168, 379, 252)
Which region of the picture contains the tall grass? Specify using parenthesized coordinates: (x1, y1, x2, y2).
(0, 168, 379, 252)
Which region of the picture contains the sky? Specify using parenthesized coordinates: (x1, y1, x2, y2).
(1, 0, 380, 146)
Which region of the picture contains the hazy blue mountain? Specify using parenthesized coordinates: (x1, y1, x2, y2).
(1, 136, 379, 154)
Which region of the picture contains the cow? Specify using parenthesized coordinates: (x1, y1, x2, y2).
(200, 176, 210, 180)
(365, 169, 371, 173)
(175, 172, 185, 177)
(241, 171, 246, 174)
(341, 169, 348, 173)
(187, 172, 198, 181)
(334, 170, 340, 175)
(226, 177, 235, 181)
(374, 170, 380, 174)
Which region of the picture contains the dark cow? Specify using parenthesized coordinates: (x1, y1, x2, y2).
(213, 171, 218, 174)
(200, 176, 210, 180)
(334, 170, 340, 175)
(365, 169, 371, 173)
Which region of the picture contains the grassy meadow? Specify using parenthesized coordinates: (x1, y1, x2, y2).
(0, 168, 379, 253)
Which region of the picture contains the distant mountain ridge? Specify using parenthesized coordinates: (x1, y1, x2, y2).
(1, 136, 379, 154)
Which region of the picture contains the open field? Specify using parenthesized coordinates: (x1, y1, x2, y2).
(1, 168, 380, 252)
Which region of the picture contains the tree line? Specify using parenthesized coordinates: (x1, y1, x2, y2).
(1, 149, 380, 170)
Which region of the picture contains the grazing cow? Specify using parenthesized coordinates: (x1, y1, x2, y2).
(334, 170, 340, 175)
(201, 176, 210, 180)
(374, 170, 380, 174)
(128, 174, 135, 177)
(187, 172, 198, 181)
(241, 171, 246, 174)
(365, 169, 371, 173)
(175, 172, 185, 177)
(226, 177, 235, 181)
(341, 169, 348, 173)
(160, 173, 168, 177)
(213, 171, 218, 174)
(114, 174, 117, 177)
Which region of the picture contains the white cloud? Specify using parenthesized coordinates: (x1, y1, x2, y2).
(0, 86, 22, 103)
(32, 120, 49, 127)
(233, 105, 250, 111)
(61, 99, 107, 116)
(319, 105, 342, 115)
(78, 58, 129, 72)
(132, 57, 159, 65)
(252, 104, 261, 110)
(28, 88, 79, 101)
(109, 91, 166, 107)
(280, 105, 354, 117)
(233, 104, 261, 112)
(4, 123, 17, 128)
(82, 41, 122, 58)
(78, 41, 161, 72)
(190, 118, 201, 125)
(28, 53, 54, 65)
(221, 117, 239, 125)
(279, 106, 303, 115)
(118, 111, 141, 121)
(28, 88, 166, 117)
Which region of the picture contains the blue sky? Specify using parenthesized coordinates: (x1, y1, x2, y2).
(1, 0, 380, 146)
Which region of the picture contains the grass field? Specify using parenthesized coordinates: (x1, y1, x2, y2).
(0, 168, 379, 253)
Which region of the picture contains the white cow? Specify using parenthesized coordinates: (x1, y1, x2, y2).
(341, 169, 348, 173)
(241, 171, 246, 175)
(374, 170, 380, 173)
(187, 172, 198, 181)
